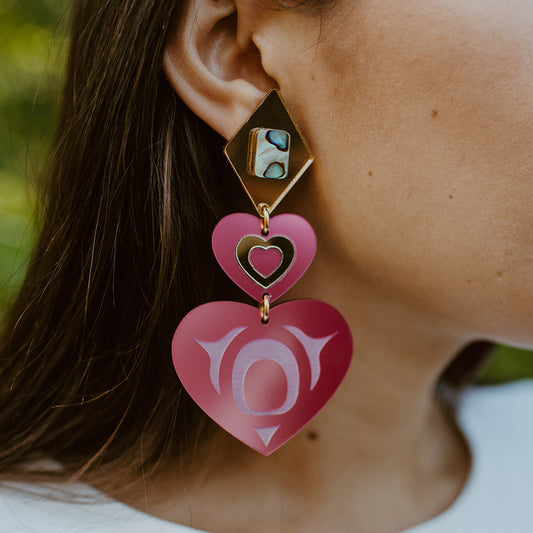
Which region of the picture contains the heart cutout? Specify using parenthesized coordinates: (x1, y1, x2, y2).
(212, 213, 317, 302)
(172, 300, 353, 455)
(236, 235, 294, 288)
(248, 246, 283, 278)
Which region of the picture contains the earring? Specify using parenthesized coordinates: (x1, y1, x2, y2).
(172, 90, 353, 456)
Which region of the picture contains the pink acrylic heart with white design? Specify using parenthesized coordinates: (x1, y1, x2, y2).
(212, 213, 317, 302)
(172, 300, 352, 455)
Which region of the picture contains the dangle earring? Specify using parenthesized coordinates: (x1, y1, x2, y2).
(172, 90, 353, 455)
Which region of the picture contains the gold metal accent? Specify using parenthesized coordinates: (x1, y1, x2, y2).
(260, 293, 270, 324)
(259, 203, 270, 235)
(224, 90, 314, 215)
(235, 235, 295, 289)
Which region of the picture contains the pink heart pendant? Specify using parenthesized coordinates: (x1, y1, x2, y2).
(212, 213, 317, 302)
(172, 300, 352, 455)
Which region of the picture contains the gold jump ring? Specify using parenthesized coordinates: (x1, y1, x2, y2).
(260, 293, 270, 324)
(258, 203, 270, 235)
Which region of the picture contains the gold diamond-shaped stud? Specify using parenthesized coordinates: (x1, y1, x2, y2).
(224, 90, 314, 215)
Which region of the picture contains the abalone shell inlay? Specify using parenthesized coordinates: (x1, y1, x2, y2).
(266, 130, 289, 151)
(264, 162, 286, 179)
(248, 127, 291, 180)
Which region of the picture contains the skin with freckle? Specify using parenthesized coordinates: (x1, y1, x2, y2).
(256, 0, 533, 348)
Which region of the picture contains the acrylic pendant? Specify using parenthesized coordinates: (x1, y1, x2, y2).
(212, 213, 317, 302)
(172, 300, 352, 455)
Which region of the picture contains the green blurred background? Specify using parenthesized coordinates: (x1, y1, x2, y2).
(1, 0, 533, 383)
(0, 0, 65, 312)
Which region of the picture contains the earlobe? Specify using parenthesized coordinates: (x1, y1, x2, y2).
(163, 0, 276, 140)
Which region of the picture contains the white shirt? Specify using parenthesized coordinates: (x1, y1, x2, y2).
(1, 381, 532, 533)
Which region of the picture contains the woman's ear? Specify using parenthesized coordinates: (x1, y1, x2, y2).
(163, 0, 277, 140)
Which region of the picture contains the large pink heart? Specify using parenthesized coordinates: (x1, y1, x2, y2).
(172, 300, 352, 455)
(212, 213, 317, 302)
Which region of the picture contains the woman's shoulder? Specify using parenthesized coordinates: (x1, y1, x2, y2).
(405, 379, 533, 533)
(0, 480, 203, 533)
(461, 378, 533, 444)
(461, 379, 533, 499)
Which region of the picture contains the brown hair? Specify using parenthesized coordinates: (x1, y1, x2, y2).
(0, 0, 488, 486)
(0, 0, 238, 483)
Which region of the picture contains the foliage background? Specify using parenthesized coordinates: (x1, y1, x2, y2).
(1, 0, 533, 383)
(0, 0, 65, 311)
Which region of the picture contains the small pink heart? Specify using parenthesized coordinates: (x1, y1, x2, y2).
(212, 213, 317, 302)
(172, 300, 352, 455)
(249, 246, 283, 277)
(249, 246, 283, 278)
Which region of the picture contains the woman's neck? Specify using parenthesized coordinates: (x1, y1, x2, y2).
(117, 257, 472, 533)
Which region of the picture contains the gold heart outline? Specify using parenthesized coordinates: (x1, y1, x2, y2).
(235, 235, 295, 289)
